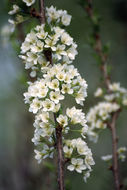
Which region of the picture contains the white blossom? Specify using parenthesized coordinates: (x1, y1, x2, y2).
(87, 102, 120, 142)
(18, 5, 94, 182)
(42, 99, 55, 112)
(22, 0, 36, 6)
(101, 155, 112, 162)
(67, 158, 86, 173)
(29, 98, 43, 114)
(57, 115, 68, 127)
(8, 4, 19, 15)
(63, 146, 73, 157)
(94, 87, 103, 97)
(61, 13, 72, 26)
(103, 82, 127, 107)
(46, 6, 72, 26)
(50, 91, 64, 104)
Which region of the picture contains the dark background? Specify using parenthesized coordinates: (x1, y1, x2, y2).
(0, 0, 127, 189)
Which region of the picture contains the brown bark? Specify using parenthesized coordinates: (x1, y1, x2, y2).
(55, 125, 65, 190)
(40, 0, 46, 24)
(109, 111, 121, 190)
(54, 114, 65, 190)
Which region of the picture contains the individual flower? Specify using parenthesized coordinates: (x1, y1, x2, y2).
(117, 147, 127, 162)
(34, 149, 42, 163)
(57, 115, 68, 127)
(48, 79, 59, 91)
(8, 19, 16, 31)
(29, 98, 43, 114)
(85, 155, 95, 169)
(61, 33, 73, 46)
(8, 4, 19, 15)
(22, 0, 36, 6)
(46, 6, 60, 23)
(94, 87, 103, 97)
(50, 91, 64, 104)
(101, 155, 112, 162)
(67, 158, 86, 173)
(61, 84, 73, 94)
(42, 99, 55, 112)
(36, 111, 49, 123)
(61, 13, 72, 26)
(63, 146, 73, 158)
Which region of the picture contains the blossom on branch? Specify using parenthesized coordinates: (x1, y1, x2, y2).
(15, 4, 95, 182)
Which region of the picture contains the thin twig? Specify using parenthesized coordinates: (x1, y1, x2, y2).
(85, 0, 110, 91)
(108, 111, 121, 190)
(84, 0, 121, 189)
(40, 0, 46, 24)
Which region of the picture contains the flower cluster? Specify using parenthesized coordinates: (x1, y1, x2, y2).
(24, 64, 87, 107)
(94, 83, 127, 107)
(20, 25, 77, 77)
(88, 82, 127, 143)
(18, 5, 94, 182)
(87, 102, 120, 142)
(24, 61, 93, 179)
(64, 138, 95, 181)
(26, 62, 93, 180)
(46, 6, 72, 26)
(101, 147, 127, 162)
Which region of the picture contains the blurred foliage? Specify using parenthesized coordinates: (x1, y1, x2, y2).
(0, 0, 127, 190)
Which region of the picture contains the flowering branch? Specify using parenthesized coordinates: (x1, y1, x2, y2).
(39, 1, 65, 189)
(8, 1, 95, 189)
(83, 0, 127, 189)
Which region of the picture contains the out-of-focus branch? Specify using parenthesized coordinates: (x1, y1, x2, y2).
(84, 1, 121, 189)
(108, 110, 121, 190)
(85, 0, 110, 91)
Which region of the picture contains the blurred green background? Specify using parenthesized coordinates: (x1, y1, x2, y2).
(0, 0, 127, 189)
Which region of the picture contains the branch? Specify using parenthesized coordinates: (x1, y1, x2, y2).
(108, 110, 121, 190)
(40, 0, 46, 24)
(85, 0, 110, 91)
(39, 1, 65, 189)
(84, 0, 121, 189)
(55, 127, 65, 190)
(54, 115, 65, 190)
(54, 114, 65, 190)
